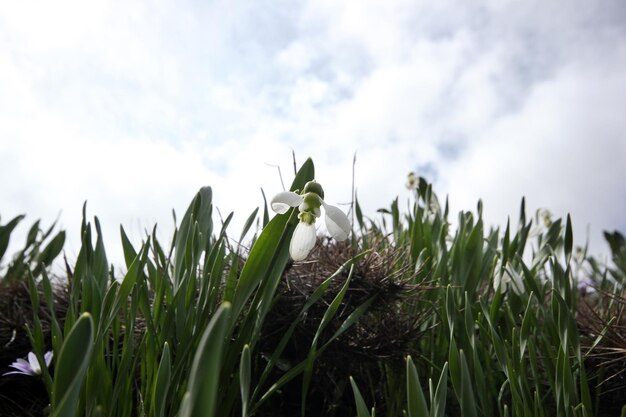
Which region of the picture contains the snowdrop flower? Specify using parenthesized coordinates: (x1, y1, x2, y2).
(406, 172, 418, 190)
(271, 180, 351, 261)
(493, 264, 525, 295)
(4, 351, 53, 377)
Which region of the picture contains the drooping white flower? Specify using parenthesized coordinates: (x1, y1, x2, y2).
(271, 180, 351, 261)
(406, 172, 418, 190)
(3, 351, 53, 377)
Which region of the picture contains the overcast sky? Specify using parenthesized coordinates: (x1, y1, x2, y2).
(1, 0, 625, 268)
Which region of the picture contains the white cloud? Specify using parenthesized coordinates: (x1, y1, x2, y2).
(1, 0, 625, 269)
(444, 49, 626, 253)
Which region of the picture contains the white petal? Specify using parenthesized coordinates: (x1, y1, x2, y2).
(28, 352, 41, 375)
(493, 272, 502, 291)
(500, 273, 511, 292)
(290, 222, 316, 261)
(323, 202, 351, 241)
(271, 192, 303, 214)
(44, 351, 54, 367)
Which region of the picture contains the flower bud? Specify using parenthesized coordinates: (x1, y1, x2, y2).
(302, 180, 324, 199)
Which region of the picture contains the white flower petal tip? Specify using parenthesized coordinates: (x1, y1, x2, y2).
(271, 191, 303, 214)
(323, 203, 351, 241)
(290, 222, 317, 261)
(28, 352, 42, 375)
(44, 351, 54, 367)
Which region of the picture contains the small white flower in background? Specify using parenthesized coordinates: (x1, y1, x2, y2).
(539, 208, 552, 228)
(529, 208, 553, 237)
(271, 180, 351, 261)
(576, 276, 595, 294)
(3, 351, 53, 377)
(406, 172, 418, 190)
(493, 264, 525, 295)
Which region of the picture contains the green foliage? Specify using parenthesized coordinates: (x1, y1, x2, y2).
(0, 214, 65, 283)
(345, 174, 623, 416)
(179, 302, 231, 417)
(52, 313, 94, 417)
(1, 162, 625, 417)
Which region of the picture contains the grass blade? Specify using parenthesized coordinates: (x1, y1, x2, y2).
(350, 377, 372, 417)
(153, 342, 171, 417)
(240, 344, 251, 417)
(179, 302, 231, 417)
(406, 355, 429, 417)
(51, 313, 94, 417)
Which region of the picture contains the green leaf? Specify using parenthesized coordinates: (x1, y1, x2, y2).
(52, 313, 94, 417)
(153, 342, 171, 417)
(41, 269, 64, 353)
(564, 214, 573, 262)
(518, 197, 526, 227)
(240, 344, 251, 417)
(502, 219, 511, 267)
(25, 219, 41, 247)
(432, 362, 449, 417)
(239, 207, 259, 244)
(406, 355, 429, 417)
(174, 186, 213, 289)
(449, 344, 477, 417)
(179, 302, 232, 417)
(101, 243, 149, 334)
(350, 377, 372, 417)
(355, 192, 365, 230)
(93, 217, 110, 291)
(458, 350, 477, 417)
(519, 293, 535, 358)
(0, 214, 24, 261)
(33, 230, 66, 275)
(119, 225, 138, 269)
(260, 188, 270, 228)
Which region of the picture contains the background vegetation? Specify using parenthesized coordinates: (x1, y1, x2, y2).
(1, 158, 624, 416)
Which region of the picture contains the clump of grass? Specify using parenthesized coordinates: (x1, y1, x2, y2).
(258, 238, 430, 416)
(575, 233, 626, 416)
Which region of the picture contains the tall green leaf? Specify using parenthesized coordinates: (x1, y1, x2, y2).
(153, 342, 171, 417)
(406, 355, 429, 417)
(179, 302, 232, 417)
(52, 313, 94, 417)
(350, 377, 372, 417)
(0, 214, 24, 261)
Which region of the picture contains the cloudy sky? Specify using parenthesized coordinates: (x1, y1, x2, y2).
(1, 0, 625, 268)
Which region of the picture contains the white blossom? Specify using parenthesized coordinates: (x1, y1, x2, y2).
(4, 351, 53, 377)
(494, 264, 525, 295)
(271, 180, 351, 261)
